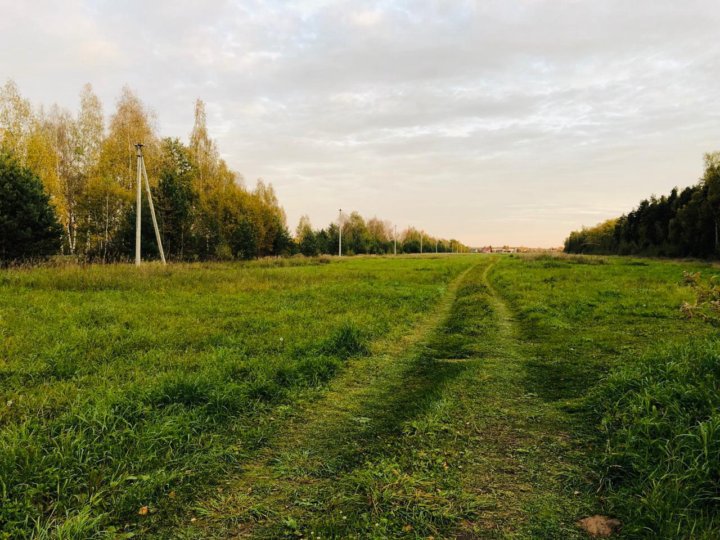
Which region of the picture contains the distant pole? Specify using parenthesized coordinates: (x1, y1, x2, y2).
(436, 240, 438, 253)
(394, 225, 397, 255)
(338, 208, 342, 257)
(135, 144, 143, 265)
(420, 233, 423, 254)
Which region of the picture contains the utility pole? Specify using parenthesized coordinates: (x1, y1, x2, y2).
(135, 145, 142, 266)
(420, 233, 423, 254)
(436, 240, 438, 253)
(134, 143, 166, 265)
(338, 208, 342, 257)
(394, 225, 397, 255)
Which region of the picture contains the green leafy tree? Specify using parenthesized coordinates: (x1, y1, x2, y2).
(271, 217, 293, 256)
(343, 211, 369, 255)
(156, 138, 197, 260)
(296, 215, 318, 256)
(228, 216, 258, 260)
(325, 223, 340, 255)
(401, 227, 421, 253)
(366, 217, 391, 254)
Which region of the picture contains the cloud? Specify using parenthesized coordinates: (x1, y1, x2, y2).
(349, 9, 383, 27)
(1, 0, 720, 245)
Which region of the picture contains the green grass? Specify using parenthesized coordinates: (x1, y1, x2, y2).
(2, 253, 719, 538)
(0, 256, 475, 538)
(489, 254, 720, 538)
(590, 340, 720, 538)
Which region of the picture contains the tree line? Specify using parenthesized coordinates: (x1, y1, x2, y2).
(0, 80, 466, 263)
(295, 213, 465, 256)
(565, 152, 720, 258)
(0, 80, 289, 262)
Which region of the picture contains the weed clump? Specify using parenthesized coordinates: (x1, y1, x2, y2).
(590, 339, 720, 537)
(320, 322, 370, 359)
(681, 271, 720, 325)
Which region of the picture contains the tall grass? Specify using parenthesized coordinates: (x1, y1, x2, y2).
(590, 340, 720, 538)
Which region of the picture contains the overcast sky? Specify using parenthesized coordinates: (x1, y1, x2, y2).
(2, 0, 719, 246)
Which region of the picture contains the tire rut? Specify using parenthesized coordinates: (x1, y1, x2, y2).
(175, 262, 484, 539)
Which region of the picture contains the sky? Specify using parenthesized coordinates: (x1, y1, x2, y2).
(2, 0, 720, 247)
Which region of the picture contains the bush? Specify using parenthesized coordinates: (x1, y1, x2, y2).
(0, 153, 62, 263)
(590, 340, 720, 537)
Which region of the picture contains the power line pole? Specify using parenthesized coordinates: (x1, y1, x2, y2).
(338, 208, 342, 257)
(141, 148, 166, 265)
(394, 225, 397, 255)
(420, 232, 423, 254)
(134, 143, 166, 265)
(135, 144, 142, 266)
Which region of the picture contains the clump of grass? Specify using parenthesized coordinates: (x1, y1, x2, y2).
(590, 339, 720, 537)
(681, 271, 720, 325)
(320, 322, 370, 359)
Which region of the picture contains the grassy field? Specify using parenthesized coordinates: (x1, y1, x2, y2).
(1, 254, 719, 538)
(491, 255, 719, 538)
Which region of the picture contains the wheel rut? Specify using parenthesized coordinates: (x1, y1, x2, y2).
(176, 263, 482, 538)
(175, 259, 588, 539)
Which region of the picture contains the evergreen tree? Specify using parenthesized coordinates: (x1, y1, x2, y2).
(565, 152, 720, 259)
(0, 154, 62, 262)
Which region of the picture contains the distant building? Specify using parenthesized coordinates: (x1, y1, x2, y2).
(487, 246, 517, 254)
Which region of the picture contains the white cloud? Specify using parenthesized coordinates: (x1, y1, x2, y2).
(350, 9, 383, 27)
(1, 0, 720, 245)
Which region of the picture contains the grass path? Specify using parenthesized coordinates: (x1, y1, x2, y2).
(174, 258, 594, 538)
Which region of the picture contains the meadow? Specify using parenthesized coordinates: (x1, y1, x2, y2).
(1, 254, 719, 538)
(492, 255, 720, 538)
